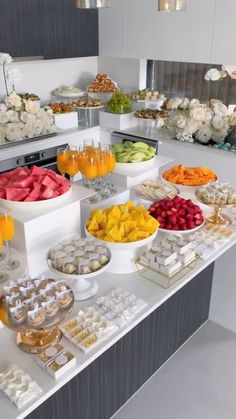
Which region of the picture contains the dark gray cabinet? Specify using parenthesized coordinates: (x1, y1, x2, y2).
(0, 0, 98, 59)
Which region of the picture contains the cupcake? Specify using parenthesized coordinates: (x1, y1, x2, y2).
(28, 307, 46, 327)
(10, 305, 27, 324)
(56, 290, 73, 309)
(42, 300, 59, 318)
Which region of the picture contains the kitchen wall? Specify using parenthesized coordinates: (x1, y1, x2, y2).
(99, 0, 236, 64)
(0, 57, 98, 102)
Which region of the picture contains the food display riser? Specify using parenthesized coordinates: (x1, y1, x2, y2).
(11, 184, 95, 277)
(99, 111, 137, 130)
(80, 188, 130, 237)
(111, 155, 173, 188)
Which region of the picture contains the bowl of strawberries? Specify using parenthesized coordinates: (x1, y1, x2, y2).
(148, 195, 204, 233)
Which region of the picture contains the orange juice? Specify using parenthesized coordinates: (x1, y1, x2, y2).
(96, 153, 107, 177)
(0, 214, 15, 241)
(105, 152, 115, 172)
(83, 157, 97, 180)
(65, 154, 80, 177)
(0, 229, 2, 249)
(57, 150, 68, 174)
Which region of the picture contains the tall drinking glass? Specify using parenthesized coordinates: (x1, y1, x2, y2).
(0, 209, 20, 270)
(56, 147, 68, 176)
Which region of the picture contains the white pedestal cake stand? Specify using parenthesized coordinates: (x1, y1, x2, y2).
(47, 258, 111, 301)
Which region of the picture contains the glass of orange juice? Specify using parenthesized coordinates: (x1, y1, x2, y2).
(64, 146, 80, 181)
(0, 209, 20, 270)
(104, 145, 116, 194)
(56, 147, 68, 176)
(83, 154, 98, 188)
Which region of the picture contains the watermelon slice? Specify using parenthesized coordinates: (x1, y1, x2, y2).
(0, 177, 9, 187)
(5, 187, 30, 201)
(30, 165, 47, 177)
(9, 176, 34, 188)
(0, 165, 71, 202)
(41, 175, 58, 191)
(40, 185, 56, 200)
(0, 188, 6, 198)
(24, 184, 41, 201)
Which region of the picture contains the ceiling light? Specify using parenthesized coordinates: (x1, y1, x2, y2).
(76, 0, 111, 8)
(158, 0, 186, 11)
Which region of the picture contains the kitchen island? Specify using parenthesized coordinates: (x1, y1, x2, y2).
(0, 225, 236, 419)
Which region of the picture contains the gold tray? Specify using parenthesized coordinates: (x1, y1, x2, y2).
(0, 281, 74, 354)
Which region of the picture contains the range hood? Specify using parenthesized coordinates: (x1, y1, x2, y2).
(75, 0, 111, 8)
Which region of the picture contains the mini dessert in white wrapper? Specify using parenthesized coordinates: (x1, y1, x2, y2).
(47, 236, 112, 301)
(0, 364, 42, 409)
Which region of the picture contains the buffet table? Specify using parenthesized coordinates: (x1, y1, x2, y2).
(0, 217, 235, 419)
(0, 123, 236, 419)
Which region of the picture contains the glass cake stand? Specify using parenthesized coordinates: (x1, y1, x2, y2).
(0, 285, 74, 354)
(195, 190, 234, 225)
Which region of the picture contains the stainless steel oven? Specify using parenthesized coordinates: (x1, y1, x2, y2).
(0, 144, 68, 173)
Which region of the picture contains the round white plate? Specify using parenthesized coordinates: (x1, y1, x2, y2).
(0, 186, 72, 212)
(75, 105, 104, 109)
(115, 156, 155, 174)
(53, 91, 85, 98)
(159, 221, 204, 235)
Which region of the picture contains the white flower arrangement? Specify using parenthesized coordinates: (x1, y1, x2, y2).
(164, 97, 236, 144)
(0, 51, 22, 96)
(205, 65, 236, 81)
(0, 92, 55, 143)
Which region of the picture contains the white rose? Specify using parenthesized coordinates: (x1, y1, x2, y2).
(180, 98, 190, 109)
(0, 126, 6, 141)
(195, 127, 212, 143)
(6, 110, 19, 123)
(20, 111, 37, 124)
(176, 114, 187, 129)
(204, 68, 222, 81)
(211, 129, 228, 143)
(166, 97, 183, 110)
(6, 68, 22, 84)
(5, 123, 24, 142)
(222, 65, 236, 80)
(212, 102, 228, 117)
(5, 92, 22, 109)
(189, 99, 200, 108)
(212, 116, 227, 130)
(0, 52, 12, 64)
(0, 104, 7, 112)
(190, 106, 207, 121)
(229, 112, 236, 126)
(24, 100, 40, 114)
(0, 111, 9, 124)
(184, 120, 199, 135)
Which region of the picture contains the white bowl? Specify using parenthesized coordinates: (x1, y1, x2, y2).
(87, 92, 114, 102)
(85, 228, 158, 273)
(159, 221, 204, 235)
(0, 186, 72, 213)
(53, 91, 85, 98)
(115, 156, 156, 174)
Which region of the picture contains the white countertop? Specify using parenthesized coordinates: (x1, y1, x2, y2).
(0, 126, 100, 162)
(1, 221, 236, 419)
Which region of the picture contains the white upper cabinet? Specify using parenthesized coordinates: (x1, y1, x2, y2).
(211, 0, 236, 64)
(163, 0, 215, 63)
(99, 0, 126, 57)
(99, 0, 235, 65)
(125, 0, 167, 59)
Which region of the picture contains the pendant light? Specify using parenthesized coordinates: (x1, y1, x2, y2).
(76, 0, 111, 9)
(158, 0, 186, 11)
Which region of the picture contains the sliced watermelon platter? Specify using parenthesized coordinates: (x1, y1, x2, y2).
(0, 166, 71, 202)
